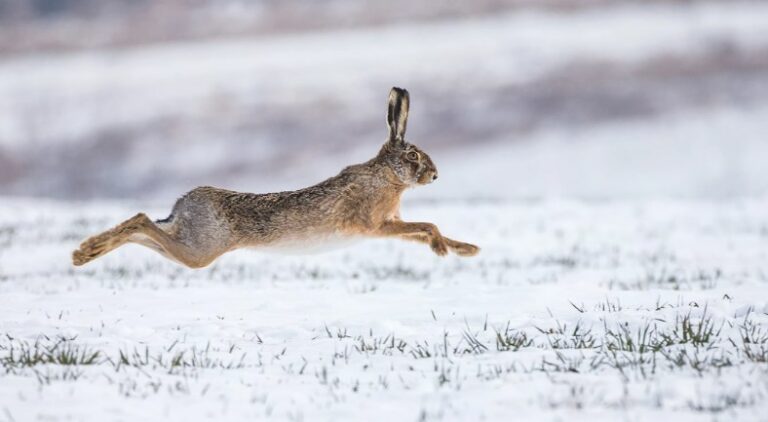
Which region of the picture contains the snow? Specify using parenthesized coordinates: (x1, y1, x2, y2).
(1, 197, 767, 421)
(1, 2, 767, 420)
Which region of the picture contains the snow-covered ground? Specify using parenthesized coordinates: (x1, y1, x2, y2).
(1, 197, 767, 421)
(1, 1, 767, 420)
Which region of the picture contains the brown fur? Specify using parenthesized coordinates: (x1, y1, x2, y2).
(72, 87, 480, 269)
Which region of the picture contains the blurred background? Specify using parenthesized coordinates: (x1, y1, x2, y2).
(0, 0, 767, 201)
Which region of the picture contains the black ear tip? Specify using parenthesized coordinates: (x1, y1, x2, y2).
(391, 86, 409, 96)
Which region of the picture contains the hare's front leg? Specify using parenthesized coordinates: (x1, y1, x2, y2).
(375, 221, 449, 256)
(401, 233, 480, 257)
(445, 238, 480, 256)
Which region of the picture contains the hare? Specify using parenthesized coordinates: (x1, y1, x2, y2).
(72, 87, 480, 269)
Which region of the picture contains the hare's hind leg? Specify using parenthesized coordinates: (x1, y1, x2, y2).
(73, 213, 221, 268)
(123, 219, 221, 269)
(72, 213, 151, 266)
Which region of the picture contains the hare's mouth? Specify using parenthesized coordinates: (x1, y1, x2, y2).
(417, 171, 437, 185)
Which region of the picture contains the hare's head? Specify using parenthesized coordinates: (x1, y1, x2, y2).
(379, 87, 438, 186)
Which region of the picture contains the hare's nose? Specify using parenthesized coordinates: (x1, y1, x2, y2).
(432, 174, 438, 181)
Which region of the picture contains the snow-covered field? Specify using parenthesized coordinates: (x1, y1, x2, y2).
(1, 197, 767, 421)
(1, 1, 768, 420)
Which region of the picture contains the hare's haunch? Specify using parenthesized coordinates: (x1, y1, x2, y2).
(72, 87, 480, 268)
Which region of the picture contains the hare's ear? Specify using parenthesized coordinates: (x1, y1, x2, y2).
(386, 87, 410, 148)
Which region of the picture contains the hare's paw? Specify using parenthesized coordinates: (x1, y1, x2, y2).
(72, 244, 104, 266)
(430, 239, 449, 257)
(72, 242, 107, 265)
(450, 242, 480, 257)
(74, 233, 118, 265)
(78, 233, 110, 253)
(72, 249, 91, 266)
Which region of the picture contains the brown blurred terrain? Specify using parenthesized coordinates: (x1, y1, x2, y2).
(0, 0, 699, 55)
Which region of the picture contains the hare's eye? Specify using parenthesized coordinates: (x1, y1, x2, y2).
(406, 151, 420, 161)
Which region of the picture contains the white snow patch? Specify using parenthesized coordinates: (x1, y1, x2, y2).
(0, 198, 767, 420)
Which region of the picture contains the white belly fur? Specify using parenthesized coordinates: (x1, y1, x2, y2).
(256, 232, 363, 255)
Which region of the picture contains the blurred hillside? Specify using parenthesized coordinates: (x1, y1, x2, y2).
(0, 0, 767, 200)
(0, 0, 693, 54)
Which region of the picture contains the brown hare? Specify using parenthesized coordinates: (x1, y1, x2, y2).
(72, 87, 480, 269)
